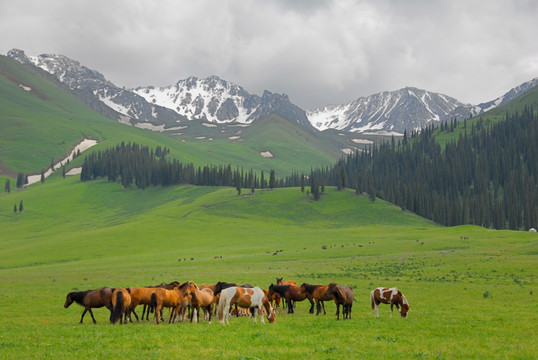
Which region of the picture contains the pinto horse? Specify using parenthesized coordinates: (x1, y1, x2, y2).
(64, 287, 115, 324)
(370, 287, 410, 318)
(111, 288, 132, 324)
(217, 286, 275, 325)
(267, 284, 310, 314)
(324, 283, 354, 320)
(213, 281, 253, 316)
(300, 283, 332, 315)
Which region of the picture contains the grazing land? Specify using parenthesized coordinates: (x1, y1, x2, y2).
(0, 176, 535, 359)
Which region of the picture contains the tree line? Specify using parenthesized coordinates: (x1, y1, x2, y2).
(307, 107, 537, 230)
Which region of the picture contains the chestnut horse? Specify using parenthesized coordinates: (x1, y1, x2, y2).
(111, 288, 133, 324)
(324, 283, 354, 320)
(141, 281, 180, 320)
(300, 283, 332, 315)
(267, 284, 310, 314)
(182, 282, 215, 323)
(149, 287, 185, 324)
(217, 286, 275, 325)
(64, 287, 115, 324)
(370, 287, 410, 318)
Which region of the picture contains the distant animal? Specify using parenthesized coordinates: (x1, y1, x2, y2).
(324, 283, 354, 320)
(370, 287, 410, 318)
(110, 288, 133, 324)
(64, 287, 115, 324)
(300, 283, 332, 315)
(217, 287, 275, 325)
(267, 284, 309, 314)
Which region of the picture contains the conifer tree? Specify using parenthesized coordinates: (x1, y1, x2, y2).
(19, 200, 23, 212)
(269, 170, 275, 190)
(4, 179, 10, 193)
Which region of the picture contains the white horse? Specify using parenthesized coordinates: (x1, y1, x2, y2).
(217, 286, 275, 325)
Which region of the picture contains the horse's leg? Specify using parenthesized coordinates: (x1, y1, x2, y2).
(287, 299, 293, 314)
(336, 303, 340, 320)
(131, 308, 139, 322)
(208, 304, 213, 324)
(308, 298, 315, 314)
(88, 308, 97, 324)
(374, 303, 380, 318)
(390, 303, 394, 318)
(322, 301, 326, 315)
(79, 309, 88, 324)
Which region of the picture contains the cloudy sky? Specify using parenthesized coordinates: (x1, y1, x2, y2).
(1, 0, 537, 109)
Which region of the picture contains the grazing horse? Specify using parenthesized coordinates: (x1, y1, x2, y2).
(64, 287, 115, 324)
(213, 281, 253, 316)
(217, 287, 275, 325)
(300, 283, 332, 315)
(150, 287, 185, 324)
(324, 283, 354, 320)
(370, 287, 410, 318)
(181, 282, 215, 323)
(266, 284, 310, 314)
(111, 288, 132, 324)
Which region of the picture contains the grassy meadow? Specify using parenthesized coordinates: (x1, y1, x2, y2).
(0, 173, 536, 359)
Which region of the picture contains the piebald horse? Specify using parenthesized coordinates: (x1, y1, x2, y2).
(217, 287, 275, 325)
(324, 283, 355, 320)
(370, 287, 410, 318)
(64, 287, 115, 324)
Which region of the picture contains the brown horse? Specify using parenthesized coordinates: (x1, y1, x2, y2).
(276, 277, 298, 286)
(140, 281, 180, 320)
(300, 283, 332, 315)
(64, 287, 115, 324)
(111, 288, 132, 324)
(149, 287, 185, 324)
(370, 287, 410, 318)
(182, 282, 215, 323)
(324, 283, 354, 320)
(267, 284, 310, 314)
(217, 286, 275, 325)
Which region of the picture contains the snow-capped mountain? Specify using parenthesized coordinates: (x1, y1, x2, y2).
(7, 49, 311, 131)
(132, 76, 313, 128)
(307, 87, 466, 134)
(468, 77, 538, 117)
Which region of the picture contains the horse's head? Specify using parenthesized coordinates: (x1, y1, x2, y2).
(400, 304, 410, 318)
(324, 283, 337, 298)
(276, 277, 283, 284)
(64, 293, 73, 308)
(267, 307, 276, 323)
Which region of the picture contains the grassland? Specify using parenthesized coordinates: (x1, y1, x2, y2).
(0, 173, 536, 359)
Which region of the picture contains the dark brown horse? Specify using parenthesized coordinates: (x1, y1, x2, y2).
(111, 288, 132, 324)
(266, 284, 310, 314)
(370, 287, 410, 318)
(300, 283, 332, 315)
(324, 283, 355, 320)
(64, 287, 115, 324)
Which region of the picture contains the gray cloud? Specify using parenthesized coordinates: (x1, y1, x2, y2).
(1, 0, 537, 109)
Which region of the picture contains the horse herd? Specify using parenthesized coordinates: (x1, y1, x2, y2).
(64, 277, 410, 325)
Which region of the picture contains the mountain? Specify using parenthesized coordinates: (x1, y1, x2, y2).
(307, 87, 466, 135)
(7, 49, 313, 132)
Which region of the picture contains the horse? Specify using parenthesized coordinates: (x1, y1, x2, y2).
(217, 287, 275, 325)
(149, 287, 185, 324)
(300, 283, 332, 315)
(324, 283, 354, 320)
(141, 281, 180, 320)
(64, 287, 115, 324)
(110, 288, 133, 324)
(276, 277, 298, 286)
(213, 281, 253, 316)
(266, 284, 310, 314)
(181, 282, 215, 323)
(370, 287, 410, 318)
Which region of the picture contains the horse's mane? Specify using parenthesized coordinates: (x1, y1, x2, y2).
(301, 283, 317, 294)
(270, 284, 291, 294)
(70, 290, 91, 305)
(400, 291, 409, 305)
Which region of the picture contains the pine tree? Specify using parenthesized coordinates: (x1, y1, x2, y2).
(40, 169, 45, 183)
(16, 173, 25, 188)
(19, 200, 23, 212)
(300, 174, 305, 193)
(269, 170, 275, 190)
(4, 179, 10, 193)
(14, 204, 17, 213)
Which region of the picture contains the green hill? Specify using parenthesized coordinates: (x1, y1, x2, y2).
(0, 55, 341, 179)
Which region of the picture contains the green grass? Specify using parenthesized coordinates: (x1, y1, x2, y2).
(0, 175, 536, 359)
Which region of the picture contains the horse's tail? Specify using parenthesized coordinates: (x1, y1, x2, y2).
(111, 291, 123, 324)
(217, 291, 225, 321)
(370, 289, 376, 309)
(150, 292, 157, 310)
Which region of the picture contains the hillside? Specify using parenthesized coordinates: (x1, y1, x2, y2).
(0, 55, 341, 178)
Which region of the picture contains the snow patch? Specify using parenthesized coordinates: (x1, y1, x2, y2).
(202, 123, 217, 127)
(228, 136, 240, 140)
(352, 139, 374, 144)
(19, 84, 32, 92)
(341, 148, 354, 154)
(260, 151, 274, 158)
